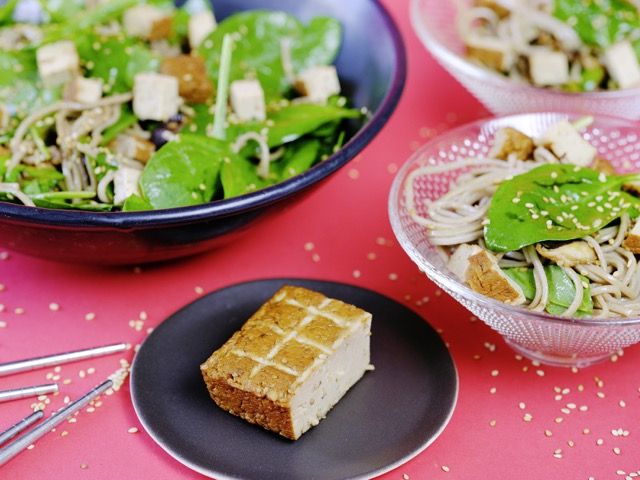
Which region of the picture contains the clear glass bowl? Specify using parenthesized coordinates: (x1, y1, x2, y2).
(410, 0, 640, 120)
(388, 112, 640, 367)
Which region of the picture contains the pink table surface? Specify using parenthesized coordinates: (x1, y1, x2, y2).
(2, 1, 640, 479)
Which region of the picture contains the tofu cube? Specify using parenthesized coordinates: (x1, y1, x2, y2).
(466, 36, 515, 72)
(123, 5, 172, 41)
(467, 250, 526, 305)
(161, 55, 213, 104)
(528, 49, 569, 86)
(489, 127, 535, 161)
(540, 120, 597, 167)
(111, 134, 156, 163)
(133, 73, 180, 122)
(36, 40, 79, 88)
(536, 241, 597, 267)
(447, 244, 483, 281)
(113, 166, 142, 206)
(230, 79, 266, 121)
(64, 77, 103, 104)
(602, 41, 640, 90)
(294, 65, 341, 102)
(189, 10, 216, 49)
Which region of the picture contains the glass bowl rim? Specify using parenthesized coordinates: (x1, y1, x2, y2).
(388, 111, 640, 328)
(409, 0, 640, 100)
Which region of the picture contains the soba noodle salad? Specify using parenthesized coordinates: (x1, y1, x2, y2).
(406, 119, 640, 318)
(459, 0, 640, 91)
(0, 0, 361, 211)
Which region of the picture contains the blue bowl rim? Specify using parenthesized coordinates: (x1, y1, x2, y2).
(0, 0, 407, 229)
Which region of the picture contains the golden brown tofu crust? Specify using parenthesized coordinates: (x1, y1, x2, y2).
(467, 251, 524, 304)
(110, 135, 156, 163)
(466, 44, 507, 72)
(149, 17, 173, 41)
(623, 234, 640, 253)
(161, 55, 213, 104)
(490, 127, 535, 161)
(200, 285, 371, 440)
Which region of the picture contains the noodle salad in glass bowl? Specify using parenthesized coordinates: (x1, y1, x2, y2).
(389, 112, 640, 367)
(410, 0, 640, 120)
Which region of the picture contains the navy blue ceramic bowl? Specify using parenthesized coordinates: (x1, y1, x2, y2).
(0, 0, 406, 265)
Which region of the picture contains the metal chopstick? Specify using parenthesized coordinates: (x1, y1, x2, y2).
(0, 342, 127, 377)
(0, 384, 59, 403)
(0, 379, 113, 466)
(0, 411, 44, 446)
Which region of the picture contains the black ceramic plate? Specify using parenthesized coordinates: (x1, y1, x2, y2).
(130, 279, 458, 480)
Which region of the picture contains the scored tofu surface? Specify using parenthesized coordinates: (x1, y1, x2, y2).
(201, 285, 372, 440)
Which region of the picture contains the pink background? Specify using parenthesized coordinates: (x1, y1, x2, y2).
(2, 1, 640, 478)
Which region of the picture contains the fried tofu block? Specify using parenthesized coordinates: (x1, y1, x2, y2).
(189, 10, 217, 49)
(536, 241, 598, 268)
(230, 79, 266, 121)
(201, 285, 372, 440)
(624, 218, 640, 253)
(528, 49, 569, 86)
(110, 134, 155, 163)
(489, 127, 535, 161)
(36, 40, 79, 88)
(467, 250, 526, 305)
(133, 73, 180, 121)
(123, 5, 172, 41)
(540, 121, 597, 167)
(466, 36, 514, 72)
(603, 41, 640, 90)
(64, 77, 103, 104)
(161, 55, 213, 104)
(294, 65, 341, 102)
(447, 244, 483, 281)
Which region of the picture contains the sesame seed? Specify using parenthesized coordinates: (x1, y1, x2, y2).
(304, 242, 314, 251)
(545, 430, 553, 437)
(128, 427, 139, 434)
(441, 466, 450, 472)
(619, 400, 626, 408)
(403, 475, 410, 480)
(489, 419, 496, 427)
(596, 438, 604, 446)
(561, 408, 571, 415)
(14, 307, 24, 315)
(518, 402, 526, 410)
(491, 369, 499, 377)
(195, 286, 204, 295)
(613, 447, 621, 455)
(523, 413, 533, 422)
(49, 303, 59, 311)
(80, 464, 88, 470)
(583, 428, 590, 435)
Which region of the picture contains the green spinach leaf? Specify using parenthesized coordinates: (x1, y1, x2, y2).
(140, 134, 226, 209)
(122, 194, 153, 211)
(220, 155, 278, 198)
(199, 11, 341, 100)
(485, 164, 640, 252)
(231, 103, 361, 148)
(504, 266, 593, 316)
(280, 139, 320, 180)
(553, 0, 640, 49)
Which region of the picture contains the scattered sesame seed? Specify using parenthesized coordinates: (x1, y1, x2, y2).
(545, 430, 553, 437)
(80, 464, 88, 470)
(518, 402, 526, 410)
(128, 427, 139, 434)
(441, 466, 450, 473)
(14, 307, 24, 315)
(619, 400, 626, 408)
(489, 419, 496, 427)
(49, 303, 59, 312)
(555, 417, 563, 424)
(536, 369, 545, 377)
(523, 413, 533, 422)
(583, 428, 590, 435)
(596, 438, 604, 446)
(403, 475, 410, 480)
(491, 369, 499, 377)
(195, 286, 204, 295)
(0, 321, 6, 328)
(613, 447, 621, 455)
(597, 391, 605, 399)
(61, 430, 69, 437)
(489, 387, 497, 394)
(352, 270, 362, 278)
